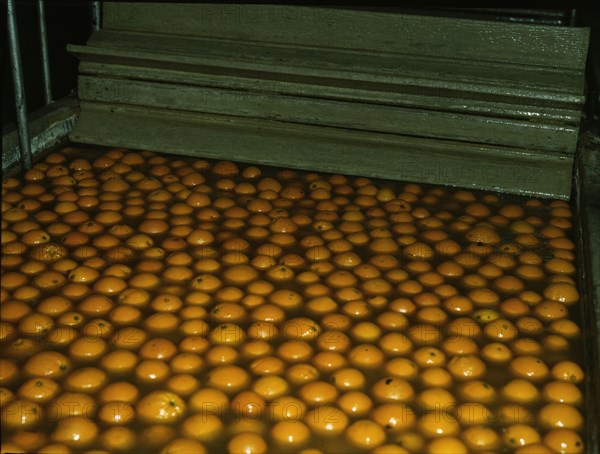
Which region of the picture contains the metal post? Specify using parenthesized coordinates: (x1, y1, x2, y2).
(7, 0, 32, 170)
(92, 1, 102, 31)
(569, 9, 577, 26)
(37, 0, 53, 104)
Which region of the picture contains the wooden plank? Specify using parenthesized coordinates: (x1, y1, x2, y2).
(103, 4, 589, 70)
(68, 41, 584, 106)
(67, 6, 586, 194)
(77, 75, 579, 153)
(76, 60, 581, 124)
(69, 101, 573, 199)
(2, 96, 79, 174)
(76, 31, 585, 103)
(86, 30, 583, 96)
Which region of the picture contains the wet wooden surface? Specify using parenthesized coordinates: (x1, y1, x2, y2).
(68, 3, 589, 197)
(71, 101, 573, 199)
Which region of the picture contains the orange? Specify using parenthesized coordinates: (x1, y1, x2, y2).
(533, 300, 568, 321)
(277, 340, 313, 363)
(516, 316, 544, 336)
(137, 390, 186, 423)
(377, 311, 409, 331)
(51, 416, 99, 448)
(417, 366, 451, 388)
(187, 388, 228, 417)
(266, 265, 295, 282)
(97, 382, 139, 405)
(412, 346, 446, 368)
(455, 402, 494, 426)
(270, 421, 310, 448)
(23, 351, 71, 378)
(501, 424, 541, 448)
(370, 404, 416, 435)
(441, 336, 478, 356)
(345, 419, 386, 449)
(405, 322, 443, 346)
(483, 318, 518, 342)
(140, 338, 178, 361)
(543, 282, 579, 305)
(442, 296, 473, 315)
(501, 378, 540, 404)
(98, 401, 136, 425)
(466, 225, 500, 244)
(303, 406, 349, 437)
(460, 425, 500, 451)
(227, 433, 266, 454)
(206, 365, 250, 394)
(415, 307, 447, 326)
(481, 343, 513, 364)
(68, 336, 108, 362)
(542, 429, 584, 454)
(550, 361, 584, 383)
(64, 367, 107, 393)
(97, 350, 135, 375)
(252, 375, 289, 401)
(538, 403, 583, 430)
(98, 427, 136, 452)
(293, 380, 336, 406)
(548, 319, 580, 339)
(447, 355, 486, 381)
(417, 411, 460, 438)
(348, 344, 385, 370)
(509, 356, 549, 382)
(545, 258, 576, 275)
(425, 437, 467, 454)
(230, 390, 266, 418)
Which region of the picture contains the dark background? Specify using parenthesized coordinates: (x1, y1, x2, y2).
(2, 4, 599, 131)
(2, 1, 92, 126)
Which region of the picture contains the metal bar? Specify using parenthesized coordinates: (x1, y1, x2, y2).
(92, 1, 101, 31)
(37, 0, 53, 104)
(7, 0, 32, 170)
(569, 9, 577, 26)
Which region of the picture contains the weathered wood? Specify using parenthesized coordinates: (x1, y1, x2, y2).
(76, 60, 581, 123)
(75, 30, 586, 105)
(68, 4, 589, 198)
(70, 102, 573, 199)
(102, 4, 588, 69)
(3, 96, 79, 174)
(77, 75, 578, 152)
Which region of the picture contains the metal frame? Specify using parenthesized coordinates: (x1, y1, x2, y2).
(6, 0, 33, 170)
(4, 0, 102, 172)
(92, 1, 102, 32)
(37, 0, 53, 105)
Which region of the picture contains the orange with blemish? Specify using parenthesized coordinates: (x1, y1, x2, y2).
(543, 282, 579, 305)
(538, 403, 583, 431)
(442, 336, 478, 356)
(550, 361, 584, 383)
(483, 318, 518, 342)
(534, 300, 568, 321)
(348, 344, 385, 370)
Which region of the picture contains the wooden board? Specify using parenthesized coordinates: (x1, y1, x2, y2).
(68, 3, 589, 197)
(3, 97, 79, 175)
(71, 101, 573, 199)
(76, 76, 578, 152)
(102, 4, 587, 69)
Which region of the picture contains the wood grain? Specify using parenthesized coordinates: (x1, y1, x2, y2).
(102, 4, 588, 69)
(70, 102, 573, 199)
(68, 4, 589, 197)
(77, 75, 578, 152)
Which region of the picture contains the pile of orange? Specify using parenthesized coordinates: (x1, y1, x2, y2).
(0, 146, 585, 453)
